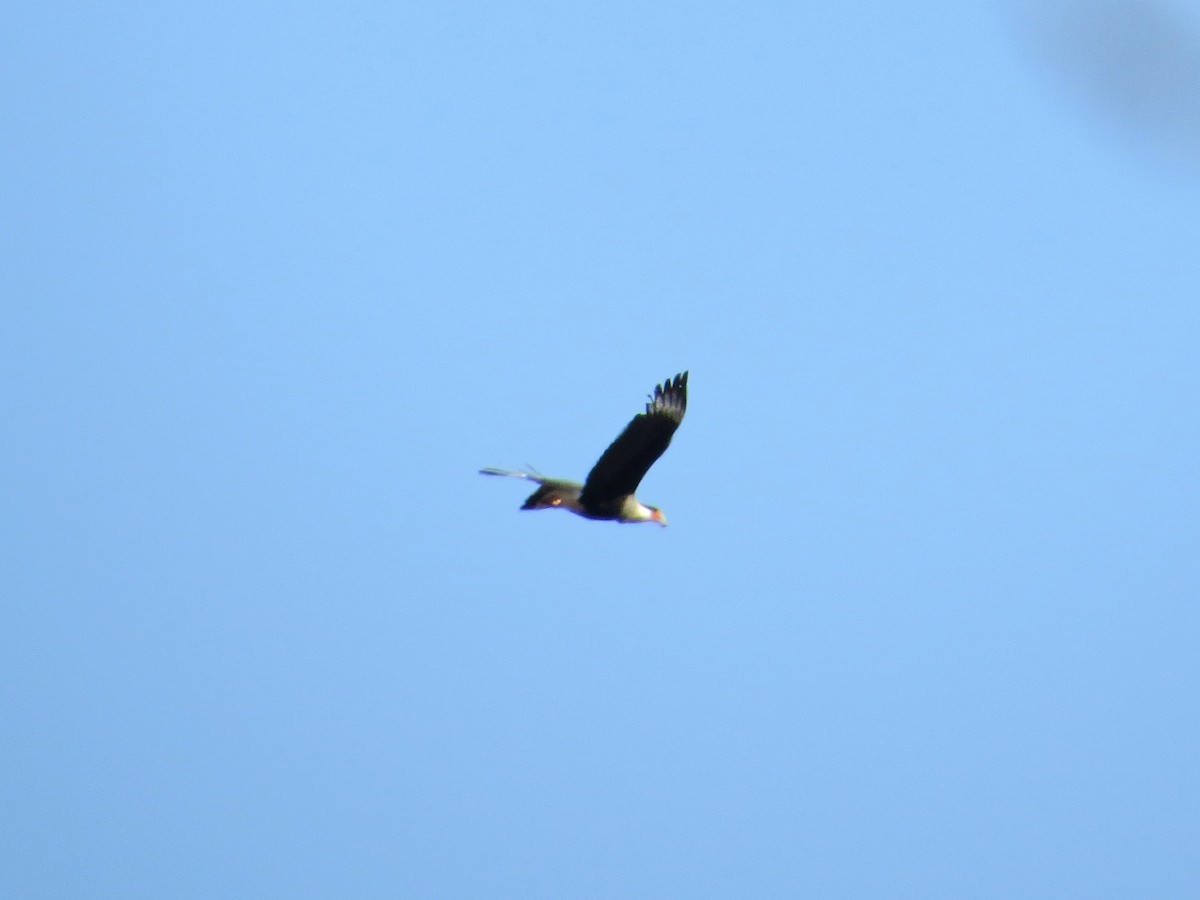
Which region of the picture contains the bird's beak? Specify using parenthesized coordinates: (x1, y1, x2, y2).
(653, 509, 668, 527)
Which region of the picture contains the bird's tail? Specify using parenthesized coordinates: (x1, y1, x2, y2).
(478, 468, 543, 482)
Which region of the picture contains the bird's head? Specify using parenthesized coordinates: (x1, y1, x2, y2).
(650, 507, 668, 527)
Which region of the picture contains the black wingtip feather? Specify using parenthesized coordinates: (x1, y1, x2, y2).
(646, 371, 688, 416)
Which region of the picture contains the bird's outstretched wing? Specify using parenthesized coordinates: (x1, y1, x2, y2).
(580, 372, 687, 508)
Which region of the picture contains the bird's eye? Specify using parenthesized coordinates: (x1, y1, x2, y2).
(551, 498, 561, 506)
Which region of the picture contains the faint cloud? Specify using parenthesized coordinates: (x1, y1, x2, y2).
(1005, 0, 1200, 171)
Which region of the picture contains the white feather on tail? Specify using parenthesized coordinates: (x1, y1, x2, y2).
(478, 468, 543, 482)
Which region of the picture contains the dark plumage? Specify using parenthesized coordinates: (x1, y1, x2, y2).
(480, 372, 688, 526)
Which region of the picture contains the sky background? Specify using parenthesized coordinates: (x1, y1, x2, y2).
(4, 1, 1200, 897)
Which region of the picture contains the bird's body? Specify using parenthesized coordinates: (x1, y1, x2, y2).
(481, 372, 688, 526)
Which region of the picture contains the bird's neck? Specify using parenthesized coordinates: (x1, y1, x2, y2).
(618, 498, 658, 523)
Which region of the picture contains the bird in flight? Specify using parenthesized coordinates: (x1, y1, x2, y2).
(480, 372, 688, 526)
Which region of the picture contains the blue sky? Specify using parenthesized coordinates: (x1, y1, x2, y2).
(4, 1, 1199, 897)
